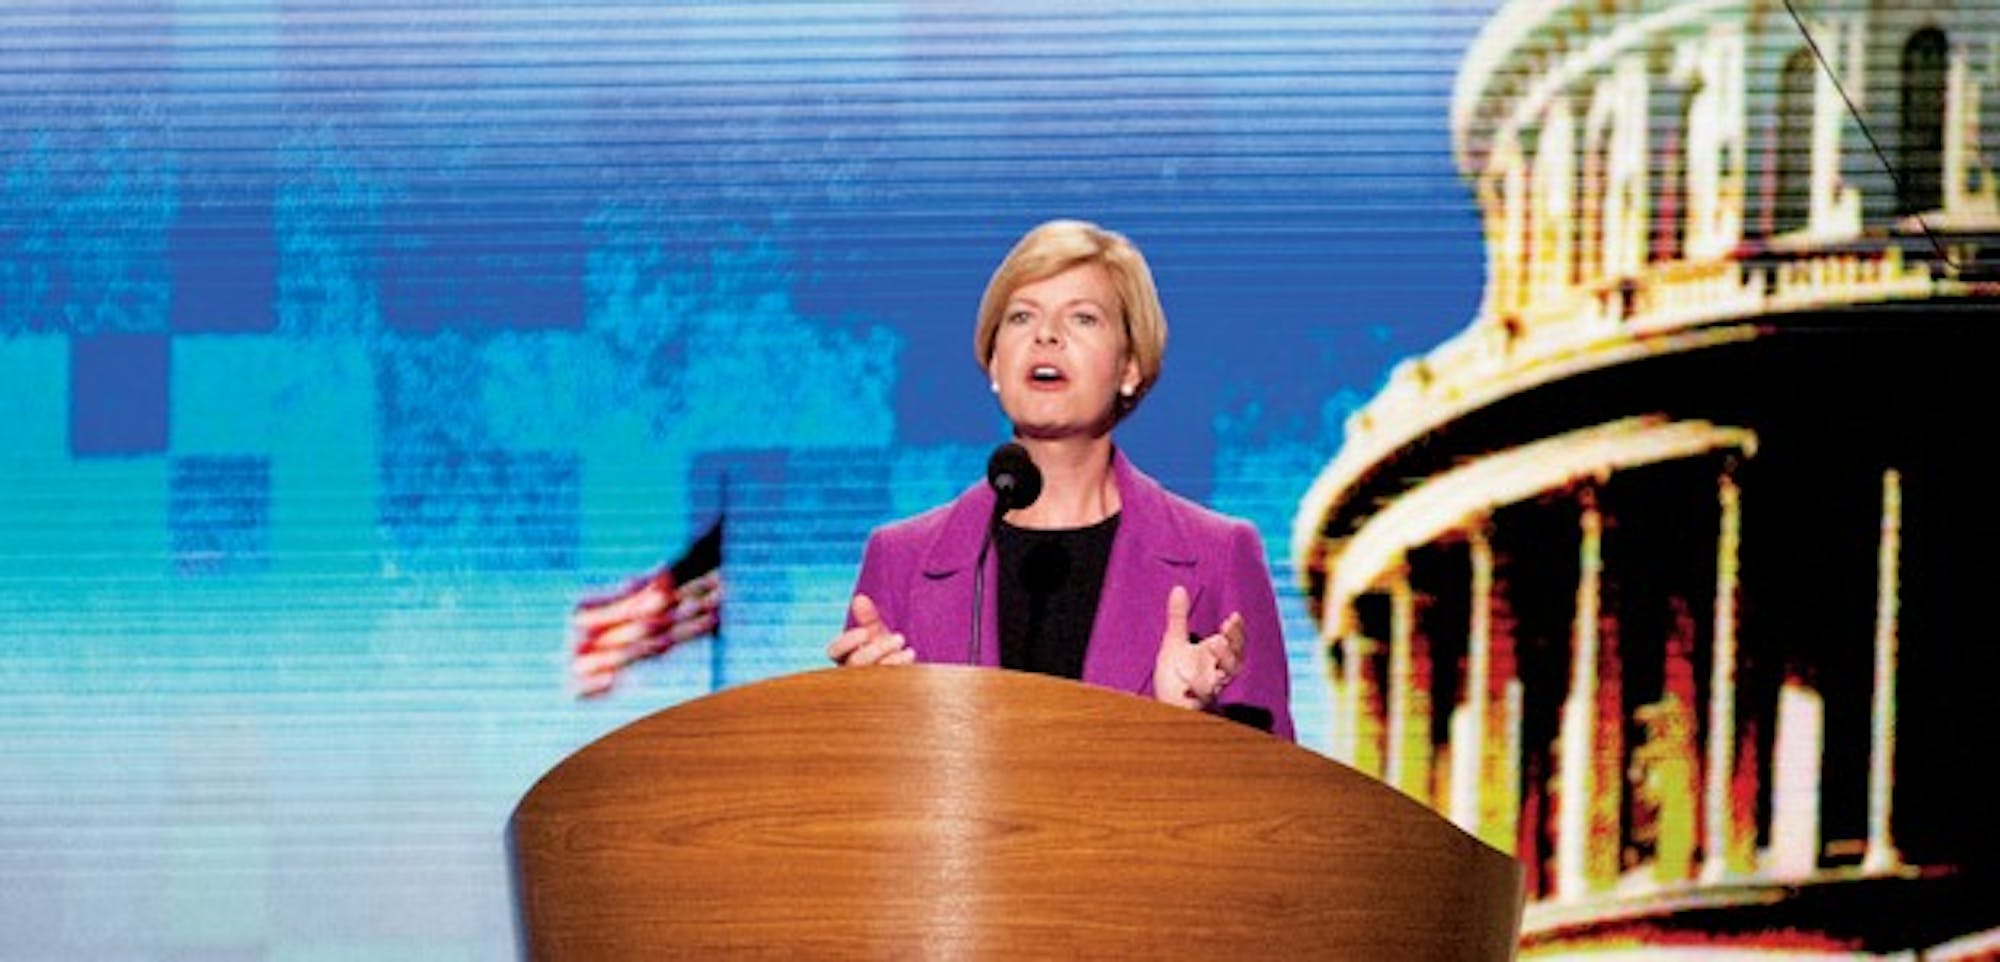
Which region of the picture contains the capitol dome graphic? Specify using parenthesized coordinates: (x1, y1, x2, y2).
(1292, 0, 1999, 956)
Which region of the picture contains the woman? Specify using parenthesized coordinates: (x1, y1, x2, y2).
(826, 220, 1293, 739)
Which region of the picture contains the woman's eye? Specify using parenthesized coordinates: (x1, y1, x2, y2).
(1073, 312, 1100, 326)
(1005, 310, 1031, 324)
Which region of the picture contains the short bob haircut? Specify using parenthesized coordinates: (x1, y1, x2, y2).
(973, 219, 1167, 420)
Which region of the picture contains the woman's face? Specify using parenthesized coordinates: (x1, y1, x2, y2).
(987, 262, 1141, 440)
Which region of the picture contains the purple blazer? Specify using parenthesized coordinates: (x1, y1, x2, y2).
(847, 448, 1295, 740)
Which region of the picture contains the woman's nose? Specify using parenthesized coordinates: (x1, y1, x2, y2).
(1033, 320, 1061, 345)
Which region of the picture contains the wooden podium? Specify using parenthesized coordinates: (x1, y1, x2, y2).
(509, 666, 1524, 959)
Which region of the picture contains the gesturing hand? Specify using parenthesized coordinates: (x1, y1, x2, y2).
(1152, 585, 1245, 709)
(825, 593, 916, 667)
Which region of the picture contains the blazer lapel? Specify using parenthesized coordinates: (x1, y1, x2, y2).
(1082, 450, 1198, 694)
(907, 481, 1000, 666)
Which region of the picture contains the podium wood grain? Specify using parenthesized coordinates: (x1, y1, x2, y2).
(509, 665, 1524, 960)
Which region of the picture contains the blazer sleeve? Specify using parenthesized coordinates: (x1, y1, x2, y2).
(846, 525, 913, 636)
(1213, 518, 1296, 741)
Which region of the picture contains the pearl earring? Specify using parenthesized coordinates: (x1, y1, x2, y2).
(991, 381, 1000, 394)
(1120, 384, 1136, 397)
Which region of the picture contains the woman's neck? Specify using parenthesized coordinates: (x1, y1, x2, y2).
(1004, 435, 1121, 529)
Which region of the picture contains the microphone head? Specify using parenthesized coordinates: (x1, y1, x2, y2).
(986, 442, 1043, 511)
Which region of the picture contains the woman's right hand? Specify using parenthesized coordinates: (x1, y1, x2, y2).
(826, 593, 916, 666)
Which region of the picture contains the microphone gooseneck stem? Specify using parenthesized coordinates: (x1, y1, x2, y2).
(969, 499, 1004, 666)
(976, 441, 1039, 667)
(970, 535, 989, 667)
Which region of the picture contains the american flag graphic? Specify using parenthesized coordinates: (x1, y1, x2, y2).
(568, 518, 723, 697)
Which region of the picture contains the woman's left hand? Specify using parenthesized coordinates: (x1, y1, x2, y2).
(1152, 585, 1246, 709)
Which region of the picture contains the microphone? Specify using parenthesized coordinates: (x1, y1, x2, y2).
(986, 441, 1044, 511)
(971, 442, 1042, 666)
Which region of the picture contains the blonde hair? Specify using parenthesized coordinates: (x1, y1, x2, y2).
(973, 219, 1167, 418)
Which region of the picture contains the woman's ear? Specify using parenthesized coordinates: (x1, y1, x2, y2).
(1120, 356, 1141, 398)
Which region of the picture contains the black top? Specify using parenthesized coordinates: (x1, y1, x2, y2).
(995, 513, 1121, 680)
